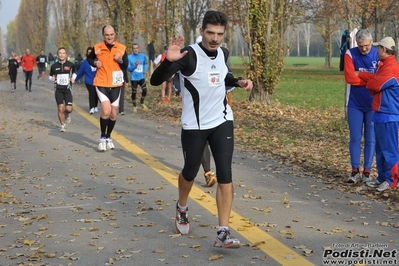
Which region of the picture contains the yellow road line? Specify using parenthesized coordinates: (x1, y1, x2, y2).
(67, 99, 315, 266)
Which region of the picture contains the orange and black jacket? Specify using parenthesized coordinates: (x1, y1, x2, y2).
(87, 40, 128, 88)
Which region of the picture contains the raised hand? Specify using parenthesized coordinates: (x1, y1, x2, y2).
(166, 35, 188, 62)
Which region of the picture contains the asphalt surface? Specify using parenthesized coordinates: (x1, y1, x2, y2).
(0, 73, 398, 266)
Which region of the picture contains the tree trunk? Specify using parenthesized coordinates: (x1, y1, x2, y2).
(297, 30, 300, 56)
(374, 6, 382, 41)
(249, 81, 273, 104)
(322, 20, 333, 68)
(324, 35, 332, 68)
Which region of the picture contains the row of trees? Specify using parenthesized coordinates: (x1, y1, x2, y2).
(3, 0, 399, 104)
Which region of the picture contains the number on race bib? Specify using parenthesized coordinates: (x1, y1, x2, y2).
(134, 64, 143, 73)
(56, 74, 70, 86)
(112, 70, 124, 85)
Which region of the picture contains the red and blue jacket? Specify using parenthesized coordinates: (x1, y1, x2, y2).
(344, 47, 378, 110)
(359, 55, 399, 123)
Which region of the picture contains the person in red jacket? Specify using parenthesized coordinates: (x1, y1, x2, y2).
(21, 49, 37, 92)
(358, 36, 399, 192)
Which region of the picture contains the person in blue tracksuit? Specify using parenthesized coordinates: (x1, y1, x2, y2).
(358, 36, 399, 192)
(75, 47, 98, 114)
(344, 29, 378, 184)
(127, 43, 148, 112)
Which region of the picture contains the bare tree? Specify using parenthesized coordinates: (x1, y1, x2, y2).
(181, 0, 211, 44)
(299, 23, 317, 57)
(283, 25, 295, 57)
(15, 0, 48, 54)
(341, 0, 399, 40)
(69, 0, 86, 56)
(6, 20, 17, 55)
(304, 0, 341, 67)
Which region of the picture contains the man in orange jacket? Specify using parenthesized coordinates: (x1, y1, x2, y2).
(87, 25, 128, 151)
(21, 49, 36, 92)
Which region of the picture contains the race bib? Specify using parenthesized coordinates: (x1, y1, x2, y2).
(134, 64, 143, 73)
(40, 58, 45, 63)
(112, 70, 124, 85)
(208, 71, 221, 86)
(57, 74, 70, 86)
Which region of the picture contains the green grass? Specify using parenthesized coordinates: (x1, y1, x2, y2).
(275, 67, 345, 108)
(229, 56, 340, 67)
(229, 56, 345, 109)
(284, 56, 340, 67)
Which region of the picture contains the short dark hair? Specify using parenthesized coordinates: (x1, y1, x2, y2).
(201, 11, 228, 30)
(57, 47, 66, 54)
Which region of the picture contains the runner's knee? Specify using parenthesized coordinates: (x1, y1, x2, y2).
(182, 167, 200, 182)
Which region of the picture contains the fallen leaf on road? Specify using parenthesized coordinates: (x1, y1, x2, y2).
(208, 254, 223, 261)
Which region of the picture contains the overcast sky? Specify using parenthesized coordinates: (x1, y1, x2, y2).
(0, 0, 21, 33)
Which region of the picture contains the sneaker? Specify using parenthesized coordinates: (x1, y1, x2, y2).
(346, 169, 360, 184)
(362, 171, 372, 183)
(94, 107, 98, 113)
(119, 112, 125, 115)
(133, 106, 137, 113)
(89, 108, 95, 114)
(98, 138, 107, 151)
(106, 138, 115, 150)
(60, 124, 66, 132)
(141, 103, 149, 110)
(204, 171, 217, 187)
(65, 112, 71, 124)
(376, 181, 391, 192)
(366, 179, 382, 188)
(161, 97, 168, 103)
(175, 203, 190, 235)
(214, 228, 241, 248)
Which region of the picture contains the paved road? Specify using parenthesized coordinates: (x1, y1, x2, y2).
(0, 74, 398, 266)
